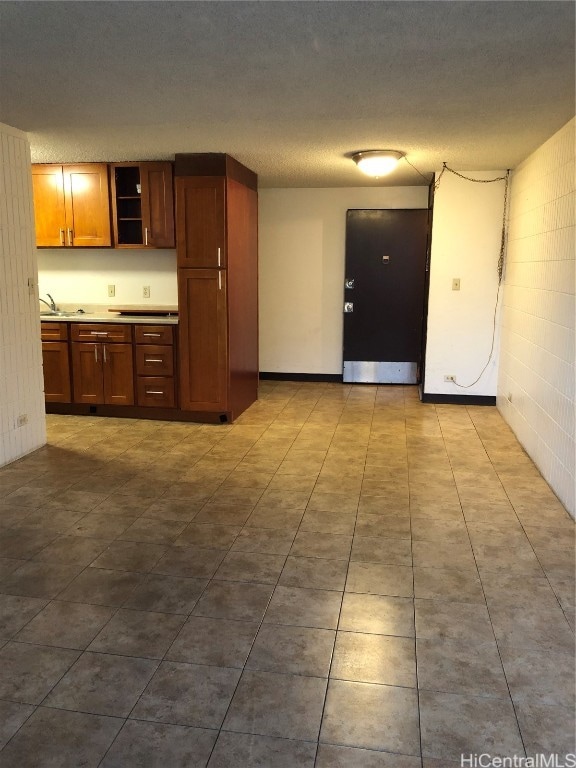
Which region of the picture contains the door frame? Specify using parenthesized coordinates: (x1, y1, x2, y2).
(342, 206, 432, 384)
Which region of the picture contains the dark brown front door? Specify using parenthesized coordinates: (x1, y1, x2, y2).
(343, 209, 429, 383)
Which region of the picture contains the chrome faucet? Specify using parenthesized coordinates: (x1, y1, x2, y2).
(39, 293, 57, 312)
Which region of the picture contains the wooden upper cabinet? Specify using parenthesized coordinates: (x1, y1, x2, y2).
(32, 164, 111, 247)
(32, 166, 67, 246)
(111, 162, 175, 248)
(176, 177, 226, 268)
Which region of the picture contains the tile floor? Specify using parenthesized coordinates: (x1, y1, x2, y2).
(0, 382, 574, 767)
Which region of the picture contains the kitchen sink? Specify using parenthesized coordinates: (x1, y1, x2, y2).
(40, 310, 88, 317)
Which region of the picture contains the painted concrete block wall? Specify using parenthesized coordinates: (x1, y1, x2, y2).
(425, 170, 507, 395)
(37, 250, 177, 308)
(498, 117, 575, 517)
(0, 123, 46, 466)
(258, 186, 428, 373)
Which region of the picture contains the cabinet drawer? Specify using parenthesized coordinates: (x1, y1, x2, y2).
(136, 346, 174, 377)
(137, 377, 175, 408)
(41, 322, 68, 341)
(135, 325, 174, 345)
(71, 324, 132, 343)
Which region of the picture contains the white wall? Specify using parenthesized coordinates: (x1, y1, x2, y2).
(498, 117, 575, 517)
(424, 170, 507, 395)
(0, 123, 46, 465)
(37, 249, 177, 308)
(258, 187, 428, 373)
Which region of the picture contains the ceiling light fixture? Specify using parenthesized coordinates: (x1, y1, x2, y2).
(352, 149, 405, 177)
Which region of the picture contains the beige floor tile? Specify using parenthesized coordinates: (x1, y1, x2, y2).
(307, 491, 360, 514)
(515, 700, 576, 757)
(501, 646, 576, 708)
(279, 556, 348, 591)
(351, 536, 412, 566)
(331, 631, 416, 687)
(290, 531, 352, 560)
(413, 566, 485, 604)
(355, 513, 411, 539)
(338, 593, 414, 637)
(417, 637, 509, 698)
(346, 562, 414, 598)
(420, 690, 524, 760)
(320, 679, 420, 755)
(300, 510, 356, 536)
(412, 540, 474, 569)
(474, 543, 545, 578)
(489, 603, 575, 654)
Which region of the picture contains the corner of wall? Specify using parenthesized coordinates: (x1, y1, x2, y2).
(497, 117, 575, 517)
(0, 122, 47, 466)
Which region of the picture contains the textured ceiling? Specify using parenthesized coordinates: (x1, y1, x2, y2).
(0, 1, 574, 187)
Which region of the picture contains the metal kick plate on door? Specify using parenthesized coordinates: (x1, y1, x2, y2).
(344, 302, 354, 313)
(345, 278, 355, 289)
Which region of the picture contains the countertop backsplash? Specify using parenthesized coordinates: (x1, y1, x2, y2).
(37, 248, 178, 308)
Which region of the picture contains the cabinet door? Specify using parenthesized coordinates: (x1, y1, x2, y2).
(141, 163, 175, 248)
(176, 177, 226, 268)
(32, 165, 66, 247)
(72, 343, 104, 403)
(103, 343, 134, 405)
(178, 269, 228, 411)
(64, 164, 112, 247)
(42, 342, 71, 403)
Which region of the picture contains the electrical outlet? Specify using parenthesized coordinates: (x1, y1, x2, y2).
(27, 277, 36, 296)
(107, 285, 115, 297)
(143, 286, 151, 299)
(444, 375, 456, 383)
(16, 414, 28, 428)
(452, 278, 461, 291)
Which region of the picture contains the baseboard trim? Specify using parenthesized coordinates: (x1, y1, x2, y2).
(259, 372, 343, 383)
(421, 393, 496, 406)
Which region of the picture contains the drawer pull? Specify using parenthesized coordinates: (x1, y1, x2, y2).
(142, 333, 162, 337)
(145, 390, 164, 395)
(90, 331, 108, 336)
(144, 358, 163, 363)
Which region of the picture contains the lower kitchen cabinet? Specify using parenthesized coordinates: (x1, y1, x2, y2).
(178, 268, 228, 412)
(71, 342, 134, 405)
(135, 325, 176, 408)
(41, 322, 71, 403)
(70, 324, 134, 406)
(42, 320, 180, 417)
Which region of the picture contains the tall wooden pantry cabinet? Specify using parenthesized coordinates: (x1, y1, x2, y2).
(175, 154, 258, 422)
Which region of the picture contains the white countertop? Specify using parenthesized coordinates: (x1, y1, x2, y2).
(40, 312, 178, 325)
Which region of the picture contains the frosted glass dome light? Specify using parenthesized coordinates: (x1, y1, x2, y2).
(352, 150, 404, 177)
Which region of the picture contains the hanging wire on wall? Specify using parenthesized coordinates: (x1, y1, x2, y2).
(433, 164, 511, 389)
